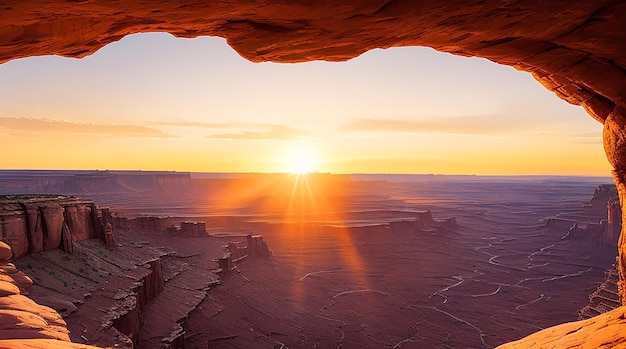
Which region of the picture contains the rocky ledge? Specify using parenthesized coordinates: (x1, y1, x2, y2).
(497, 305, 626, 348)
(0, 240, 101, 348)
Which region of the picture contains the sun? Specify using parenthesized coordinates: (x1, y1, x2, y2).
(285, 145, 317, 174)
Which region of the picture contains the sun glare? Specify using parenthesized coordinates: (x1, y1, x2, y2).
(285, 146, 317, 174)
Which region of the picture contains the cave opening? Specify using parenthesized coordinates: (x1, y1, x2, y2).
(1, 1, 625, 347)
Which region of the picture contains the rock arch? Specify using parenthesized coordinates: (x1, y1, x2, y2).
(2, 0, 626, 301)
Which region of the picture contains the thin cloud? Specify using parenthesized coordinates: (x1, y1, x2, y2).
(523, 131, 602, 144)
(151, 120, 232, 129)
(0, 117, 177, 138)
(572, 132, 602, 144)
(342, 116, 522, 135)
(210, 124, 308, 140)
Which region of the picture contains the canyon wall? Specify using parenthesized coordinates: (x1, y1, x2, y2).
(0, 196, 116, 260)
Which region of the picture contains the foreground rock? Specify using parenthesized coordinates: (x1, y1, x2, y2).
(0, 241, 101, 349)
(497, 305, 626, 349)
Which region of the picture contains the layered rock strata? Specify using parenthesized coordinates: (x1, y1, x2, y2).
(0, 196, 116, 260)
(578, 263, 621, 320)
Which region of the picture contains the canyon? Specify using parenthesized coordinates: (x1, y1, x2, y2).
(0, 171, 624, 348)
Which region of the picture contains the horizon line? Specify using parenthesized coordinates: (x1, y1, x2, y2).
(0, 168, 613, 178)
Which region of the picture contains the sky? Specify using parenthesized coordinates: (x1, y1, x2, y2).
(0, 33, 610, 175)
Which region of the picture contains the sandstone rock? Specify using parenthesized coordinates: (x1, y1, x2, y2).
(227, 242, 247, 261)
(606, 197, 622, 247)
(497, 305, 626, 349)
(60, 222, 73, 255)
(8, 271, 33, 293)
(0, 4, 625, 345)
(22, 205, 45, 255)
(40, 204, 65, 252)
(0, 197, 116, 260)
(0, 263, 18, 275)
(0, 295, 68, 330)
(0, 235, 86, 347)
(90, 204, 103, 240)
(124, 216, 163, 232)
(0, 339, 103, 349)
(26, 295, 77, 318)
(246, 235, 271, 259)
(180, 221, 207, 237)
(63, 205, 92, 241)
(0, 309, 70, 341)
(0, 279, 20, 297)
(0, 241, 12, 263)
(0, 1, 624, 121)
(0, 212, 28, 260)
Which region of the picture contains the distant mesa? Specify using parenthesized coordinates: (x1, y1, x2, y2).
(543, 184, 621, 247)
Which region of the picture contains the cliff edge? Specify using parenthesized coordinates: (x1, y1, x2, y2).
(0, 240, 101, 349)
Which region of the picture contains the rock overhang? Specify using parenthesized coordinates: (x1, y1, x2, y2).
(1, 1, 625, 123)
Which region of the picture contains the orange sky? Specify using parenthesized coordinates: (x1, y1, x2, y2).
(0, 33, 610, 175)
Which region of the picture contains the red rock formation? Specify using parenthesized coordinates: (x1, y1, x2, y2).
(180, 221, 207, 237)
(227, 242, 247, 261)
(0, 196, 117, 260)
(0, 214, 28, 258)
(0, 1, 624, 121)
(107, 259, 165, 346)
(220, 235, 272, 273)
(246, 235, 271, 259)
(605, 198, 622, 247)
(579, 264, 620, 320)
(497, 305, 626, 349)
(0, 241, 102, 348)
